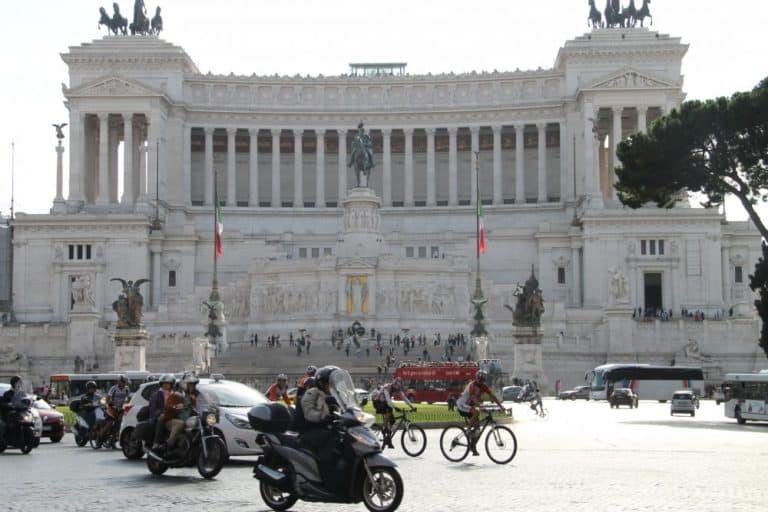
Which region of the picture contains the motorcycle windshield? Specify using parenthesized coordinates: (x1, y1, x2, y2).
(329, 369, 359, 410)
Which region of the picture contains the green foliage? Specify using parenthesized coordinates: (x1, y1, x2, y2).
(58, 406, 76, 427)
(749, 243, 768, 359)
(615, 78, 768, 240)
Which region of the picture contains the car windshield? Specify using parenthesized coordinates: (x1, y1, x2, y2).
(198, 381, 267, 408)
(673, 393, 691, 399)
(329, 369, 358, 410)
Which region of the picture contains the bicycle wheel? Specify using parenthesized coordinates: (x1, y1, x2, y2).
(484, 425, 517, 465)
(439, 426, 470, 462)
(400, 424, 427, 457)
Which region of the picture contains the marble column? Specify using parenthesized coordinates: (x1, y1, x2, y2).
(426, 128, 436, 207)
(559, 121, 569, 201)
(182, 124, 191, 207)
(109, 121, 119, 203)
(150, 243, 162, 309)
(138, 143, 148, 204)
(271, 129, 281, 208)
(315, 129, 325, 207)
(249, 128, 259, 207)
(637, 106, 648, 133)
(204, 127, 214, 206)
(338, 129, 347, 197)
(583, 105, 599, 201)
(492, 125, 502, 205)
(611, 106, 623, 201)
(147, 113, 159, 203)
(54, 141, 65, 202)
(571, 245, 582, 307)
(121, 114, 134, 205)
(294, 129, 303, 207)
(515, 123, 525, 204)
(448, 127, 458, 206)
(537, 123, 547, 203)
(404, 128, 414, 207)
(67, 111, 86, 203)
(470, 127, 479, 205)
(227, 127, 237, 206)
(382, 129, 392, 206)
(96, 113, 110, 205)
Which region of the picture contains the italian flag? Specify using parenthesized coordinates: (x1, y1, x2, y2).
(215, 189, 223, 258)
(478, 199, 486, 254)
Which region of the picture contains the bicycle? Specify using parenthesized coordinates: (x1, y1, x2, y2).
(371, 408, 427, 457)
(439, 406, 517, 464)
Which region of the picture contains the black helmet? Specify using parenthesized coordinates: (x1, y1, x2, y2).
(117, 374, 128, 384)
(306, 365, 317, 376)
(316, 365, 339, 389)
(86, 380, 97, 391)
(10, 375, 22, 388)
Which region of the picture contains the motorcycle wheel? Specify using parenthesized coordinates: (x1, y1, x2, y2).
(20, 430, 35, 455)
(146, 454, 168, 475)
(89, 434, 103, 450)
(197, 437, 226, 479)
(121, 428, 144, 460)
(259, 477, 298, 511)
(362, 466, 404, 512)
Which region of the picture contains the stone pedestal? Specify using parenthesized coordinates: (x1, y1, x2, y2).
(113, 328, 148, 372)
(337, 187, 384, 260)
(605, 304, 635, 358)
(511, 325, 549, 390)
(68, 311, 101, 357)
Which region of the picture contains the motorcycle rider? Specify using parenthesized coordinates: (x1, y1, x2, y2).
(266, 373, 291, 405)
(107, 375, 131, 409)
(300, 366, 339, 490)
(150, 374, 175, 451)
(456, 370, 505, 456)
(81, 380, 105, 431)
(296, 366, 317, 400)
(372, 377, 414, 449)
(0, 375, 25, 439)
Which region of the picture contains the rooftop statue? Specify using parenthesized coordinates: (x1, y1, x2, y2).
(591, 0, 652, 29)
(110, 278, 150, 329)
(98, 3, 128, 35)
(348, 122, 375, 188)
(98, 2, 163, 36)
(150, 6, 163, 35)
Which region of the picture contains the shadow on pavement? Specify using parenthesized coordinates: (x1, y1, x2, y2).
(622, 419, 768, 432)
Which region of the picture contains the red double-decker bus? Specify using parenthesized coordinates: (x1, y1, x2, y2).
(394, 362, 479, 403)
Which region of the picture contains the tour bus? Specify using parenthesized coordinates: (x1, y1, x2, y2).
(49, 371, 152, 401)
(723, 371, 768, 424)
(586, 364, 704, 401)
(394, 362, 480, 403)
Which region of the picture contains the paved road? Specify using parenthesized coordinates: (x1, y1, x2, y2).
(3, 399, 766, 511)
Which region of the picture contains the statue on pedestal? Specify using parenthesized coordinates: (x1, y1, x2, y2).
(71, 275, 96, 309)
(348, 122, 375, 188)
(506, 268, 544, 327)
(110, 278, 150, 328)
(608, 267, 629, 305)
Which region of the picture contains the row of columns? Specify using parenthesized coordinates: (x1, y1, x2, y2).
(67, 112, 154, 207)
(195, 123, 567, 208)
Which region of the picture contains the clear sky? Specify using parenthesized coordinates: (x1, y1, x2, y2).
(1, 0, 767, 220)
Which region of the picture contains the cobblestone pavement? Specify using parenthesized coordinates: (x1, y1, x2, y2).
(3, 399, 766, 511)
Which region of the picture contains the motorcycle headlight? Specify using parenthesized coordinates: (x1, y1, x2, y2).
(224, 412, 251, 430)
(100, 397, 107, 406)
(22, 414, 33, 423)
(205, 413, 217, 426)
(355, 409, 375, 428)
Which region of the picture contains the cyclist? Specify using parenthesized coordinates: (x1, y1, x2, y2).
(530, 387, 544, 416)
(456, 370, 505, 455)
(372, 377, 414, 449)
(266, 374, 291, 405)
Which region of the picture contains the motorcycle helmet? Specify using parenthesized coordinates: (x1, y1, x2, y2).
(10, 375, 22, 389)
(117, 374, 128, 384)
(315, 366, 339, 391)
(277, 373, 288, 383)
(475, 370, 488, 383)
(182, 373, 199, 386)
(86, 380, 97, 391)
(159, 374, 175, 385)
(306, 365, 317, 376)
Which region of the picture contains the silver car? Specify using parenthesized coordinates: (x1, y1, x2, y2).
(670, 390, 696, 417)
(119, 376, 268, 459)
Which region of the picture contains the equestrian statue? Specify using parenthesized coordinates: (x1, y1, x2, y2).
(98, 3, 128, 35)
(589, 0, 652, 29)
(348, 122, 375, 189)
(99, 1, 163, 36)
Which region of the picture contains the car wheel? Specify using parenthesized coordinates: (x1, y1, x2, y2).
(50, 434, 63, 443)
(691, 411, 695, 417)
(571, 396, 576, 401)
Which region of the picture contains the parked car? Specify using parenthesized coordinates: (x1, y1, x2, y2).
(32, 397, 65, 443)
(609, 388, 638, 408)
(501, 385, 524, 403)
(119, 375, 268, 460)
(670, 390, 696, 417)
(558, 386, 591, 400)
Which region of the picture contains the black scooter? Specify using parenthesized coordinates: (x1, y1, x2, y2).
(0, 397, 38, 454)
(250, 402, 404, 512)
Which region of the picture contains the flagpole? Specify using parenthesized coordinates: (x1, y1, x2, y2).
(210, 168, 220, 302)
(471, 151, 487, 337)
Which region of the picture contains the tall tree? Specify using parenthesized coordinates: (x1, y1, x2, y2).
(615, 78, 768, 357)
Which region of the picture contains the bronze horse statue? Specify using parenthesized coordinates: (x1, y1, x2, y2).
(98, 3, 128, 35)
(348, 122, 375, 188)
(635, 0, 653, 27)
(130, 0, 150, 35)
(587, 0, 603, 28)
(604, 0, 626, 28)
(150, 6, 163, 35)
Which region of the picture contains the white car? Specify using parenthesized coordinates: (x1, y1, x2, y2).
(119, 375, 268, 460)
(670, 390, 696, 417)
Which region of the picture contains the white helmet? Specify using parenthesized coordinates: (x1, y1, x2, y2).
(182, 373, 199, 386)
(277, 373, 288, 382)
(159, 374, 175, 385)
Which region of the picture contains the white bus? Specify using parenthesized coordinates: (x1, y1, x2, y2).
(723, 371, 768, 424)
(587, 364, 704, 401)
